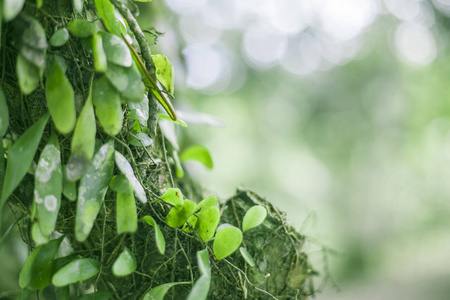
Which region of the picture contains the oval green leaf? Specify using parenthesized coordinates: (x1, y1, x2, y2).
(196, 206, 220, 242)
(213, 225, 243, 260)
(62, 170, 77, 201)
(140, 216, 165, 255)
(242, 205, 267, 233)
(16, 54, 40, 95)
(75, 141, 114, 242)
(152, 54, 174, 95)
(239, 247, 255, 268)
(1, 113, 49, 214)
(92, 33, 107, 72)
(143, 282, 190, 300)
(186, 249, 210, 300)
(34, 134, 62, 236)
(128, 95, 149, 126)
(67, 19, 98, 38)
(19, 237, 63, 290)
(116, 192, 137, 234)
(114, 151, 146, 203)
(100, 32, 132, 67)
(3, 0, 26, 22)
(46, 59, 76, 134)
(165, 199, 196, 228)
(112, 247, 136, 277)
(160, 188, 183, 207)
(110, 174, 133, 194)
(52, 258, 100, 287)
(105, 61, 145, 103)
(179, 145, 213, 169)
(0, 88, 9, 137)
(50, 28, 69, 47)
(92, 76, 123, 136)
(31, 222, 50, 246)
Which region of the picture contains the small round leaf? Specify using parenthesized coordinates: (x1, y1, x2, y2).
(242, 205, 267, 233)
(213, 225, 242, 260)
(50, 28, 69, 47)
(112, 247, 136, 277)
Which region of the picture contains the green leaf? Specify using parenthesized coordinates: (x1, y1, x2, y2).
(105, 61, 145, 103)
(182, 196, 217, 233)
(3, 0, 25, 22)
(112, 247, 136, 277)
(31, 222, 49, 245)
(239, 247, 256, 268)
(129, 132, 153, 147)
(110, 174, 133, 194)
(34, 133, 62, 236)
(19, 237, 64, 290)
(179, 145, 213, 169)
(143, 282, 190, 300)
(140, 216, 166, 255)
(116, 192, 137, 234)
(92, 76, 123, 136)
(100, 32, 132, 67)
(72, 0, 84, 14)
(75, 141, 114, 242)
(173, 151, 184, 179)
(67, 19, 98, 38)
(0, 88, 9, 137)
(0, 216, 24, 252)
(186, 249, 211, 300)
(213, 225, 243, 260)
(49, 28, 69, 47)
(128, 95, 149, 126)
(16, 54, 40, 95)
(62, 170, 77, 201)
(94, 0, 122, 37)
(67, 82, 96, 181)
(114, 151, 147, 203)
(1, 113, 49, 215)
(196, 206, 220, 242)
(158, 114, 187, 127)
(92, 34, 107, 72)
(161, 188, 183, 207)
(46, 59, 76, 134)
(165, 199, 196, 228)
(242, 205, 267, 233)
(52, 258, 100, 287)
(79, 291, 114, 300)
(152, 54, 174, 95)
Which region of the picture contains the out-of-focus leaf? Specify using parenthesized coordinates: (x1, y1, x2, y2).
(19, 15, 48, 50)
(1, 113, 49, 215)
(242, 205, 267, 233)
(158, 114, 187, 127)
(105, 61, 145, 102)
(143, 282, 190, 300)
(110, 174, 133, 194)
(129, 132, 153, 147)
(46, 59, 76, 134)
(114, 151, 147, 203)
(78, 291, 114, 300)
(177, 110, 225, 127)
(159, 119, 179, 150)
(213, 225, 242, 260)
(100, 32, 132, 67)
(34, 133, 62, 236)
(186, 249, 210, 300)
(31, 222, 49, 245)
(116, 192, 137, 234)
(0, 216, 24, 252)
(128, 95, 149, 126)
(92, 34, 107, 72)
(152, 54, 174, 95)
(19, 237, 64, 290)
(62, 170, 76, 201)
(75, 141, 114, 242)
(196, 206, 220, 242)
(52, 258, 100, 287)
(3, 0, 26, 22)
(239, 247, 256, 268)
(173, 151, 184, 179)
(0, 88, 9, 137)
(140, 216, 166, 255)
(72, 0, 84, 13)
(112, 247, 136, 277)
(67, 19, 98, 38)
(161, 188, 183, 207)
(179, 145, 213, 169)
(50, 28, 69, 47)
(92, 76, 123, 136)
(165, 199, 196, 228)
(16, 54, 40, 95)
(94, 0, 122, 36)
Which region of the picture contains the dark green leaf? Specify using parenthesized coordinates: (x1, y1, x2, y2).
(114, 151, 147, 203)
(161, 188, 183, 207)
(92, 76, 123, 136)
(116, 192, 137, 234)
(50, 28, 69, 47)
(186, 249, 210, 300)
(1, 113, 49, 215)
(52, 258, 100, 287)
(79, 291, 114, 300)
(213, 225, 243, 260)
(152, 54, 174, 95)
(16, 54, 40, 95)
(140, 216, 166, 255)
(100, 32, 132, 67)
(46, 59, 76, 134)
(179, 145, 213, 169)
(112, 247, 136, 277)
(165, 199, 196, 228)
(105, 61, 145, 102)
(0, 88, 9, 137)
(19, 237, 64, 290)
(67, 19, 98, 38)
(239, 247, 256, 267)
(143, 282, 190, 300)
(3, 0, 26, 22)
(75, 141, 114, 242)
(110, 175, 133, 194)
(242, 205, 267, 233)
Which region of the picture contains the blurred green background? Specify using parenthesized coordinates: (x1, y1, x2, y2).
(2, 0, 450, 299)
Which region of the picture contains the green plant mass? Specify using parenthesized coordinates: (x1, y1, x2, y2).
(0, 1, 317, 299)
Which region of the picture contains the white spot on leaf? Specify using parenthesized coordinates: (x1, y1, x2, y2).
(44, 195, 58, 211)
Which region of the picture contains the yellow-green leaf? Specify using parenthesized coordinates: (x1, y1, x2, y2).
(179, 145, 213, 169)
(165, 199, 196, 228)
(116, 192, 137, 234)
(92, 34, 107, 72)
(67, 19, 98, 38)
(152, 54, 174, 95)
(16, 54, 40, 95)
(92, 76, 123, 136)
(112, 247, 136, 277)
(213, 225, 242, 260)
(242, 205, 267, 233)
